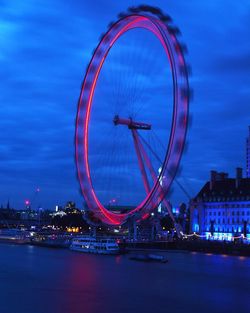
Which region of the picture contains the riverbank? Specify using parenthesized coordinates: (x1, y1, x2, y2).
(122, 240, 250, 257)
(1, 234, 250, 257)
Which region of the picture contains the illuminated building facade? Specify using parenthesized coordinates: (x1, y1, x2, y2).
(247, 126, 250, 178)
(190, 168, 250, 241)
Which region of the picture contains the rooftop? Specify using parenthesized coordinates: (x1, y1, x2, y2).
(193, 168, 250, 201)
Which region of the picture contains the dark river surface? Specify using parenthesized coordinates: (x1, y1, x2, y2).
(0, 243, 250, 313)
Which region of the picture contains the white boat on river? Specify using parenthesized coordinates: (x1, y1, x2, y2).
(0, 229, 30, 244)
(70, 237, 120, 255)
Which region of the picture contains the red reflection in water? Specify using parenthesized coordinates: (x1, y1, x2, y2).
(65, 254, 99, 313)
(68, 254, 97, 286)
(115, 255, 122, 264)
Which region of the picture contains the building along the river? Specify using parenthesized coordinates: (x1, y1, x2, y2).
(190, 168, 250, 241)
(246, 126, 250, 177)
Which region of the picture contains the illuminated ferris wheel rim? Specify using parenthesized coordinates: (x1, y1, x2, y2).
(75, 6, 190, 225)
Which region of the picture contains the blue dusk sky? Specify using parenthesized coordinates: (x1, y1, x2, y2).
(0, 0, 250, 210)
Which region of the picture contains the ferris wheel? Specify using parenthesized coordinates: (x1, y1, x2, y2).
(75, 5, 190, 226)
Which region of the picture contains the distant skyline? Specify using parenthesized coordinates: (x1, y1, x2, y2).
(1, 0, 250, 210)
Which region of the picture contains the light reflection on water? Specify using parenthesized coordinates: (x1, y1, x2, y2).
(0, 243, 249, 313)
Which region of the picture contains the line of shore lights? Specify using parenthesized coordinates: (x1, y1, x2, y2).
(180, 232, 249, 240)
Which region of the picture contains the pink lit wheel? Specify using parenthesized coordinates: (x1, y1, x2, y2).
(75, 6, 190, 225)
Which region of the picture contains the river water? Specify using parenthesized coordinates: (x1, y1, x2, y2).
(0, 243, 249, 313)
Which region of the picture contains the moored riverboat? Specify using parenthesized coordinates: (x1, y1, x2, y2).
(31, 233, 72, 248)
(70, 237, 120, 255)
(0, 229, 30, 244)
